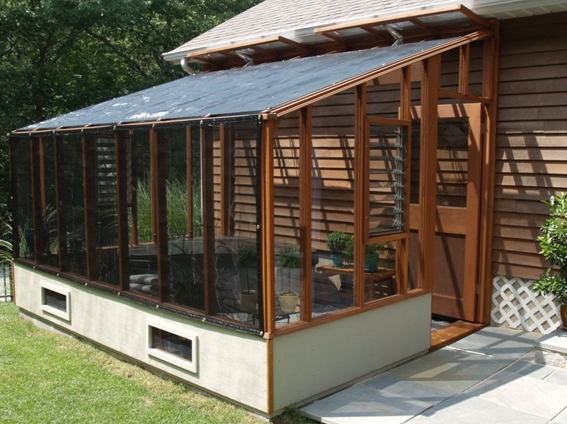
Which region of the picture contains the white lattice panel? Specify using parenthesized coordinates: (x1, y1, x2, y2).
(491, 275, 561, 334)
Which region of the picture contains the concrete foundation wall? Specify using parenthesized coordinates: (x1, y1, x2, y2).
(272, 294, 431, 411)
(13, 264, 269, 413)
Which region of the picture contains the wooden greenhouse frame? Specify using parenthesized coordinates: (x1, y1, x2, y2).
(10, 5, 501, 416)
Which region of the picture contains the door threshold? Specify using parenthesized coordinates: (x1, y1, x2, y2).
(430, 321, 485, 351)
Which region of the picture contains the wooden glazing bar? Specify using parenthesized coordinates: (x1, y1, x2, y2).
(82, 134, 98, 280)
(30, 138, 42, 263)
(458, 44, 470, 95)
(114, 132, 130, 291)
(354, 84, 367, 306)
(261, 120, 277, 336)
(201, 125, 216, 315)
(38, 137, 47, 212)
(299, 106, 313, 322)
(419, 55, 441, 292)
(399, 66, 413, 294)
(53, 136, 66, 271)
(150, 128, 158, 244)
(152, 128, 170, 301)
(220, 124, 234, 236)
(186, 126, 194, 238)
(130, 132, 139, 246)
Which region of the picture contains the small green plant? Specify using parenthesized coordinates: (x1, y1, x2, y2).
(237, 244, 258, 293)
(326, 231, 351, 254)
(365, 242, 385, 256)
(276, 243, 300, 297)
(0, 204, 12, 264)
(237, 244, 258, 267)
(531, 192, 567, 304)
(276, 243, 301, 269)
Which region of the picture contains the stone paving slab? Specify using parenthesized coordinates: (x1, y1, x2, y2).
(538, 330, 567, 355)
(449, 326, 540, 359)
(300, 327, 567, 423)
(406, 393, 548, 424)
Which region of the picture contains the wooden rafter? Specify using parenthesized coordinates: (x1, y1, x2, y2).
(359, 25, 392, 43)
(270, 29, 494, 118)
(314, 4, 490, 35)
(315, 30, 349, 48)
(408, 18, 436, 34)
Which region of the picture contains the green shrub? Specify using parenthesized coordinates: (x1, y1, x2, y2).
(531, 193, 567, 304)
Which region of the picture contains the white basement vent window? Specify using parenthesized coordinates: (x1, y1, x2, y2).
(41, 285, 71, 321)
(147, 319, 198, 373)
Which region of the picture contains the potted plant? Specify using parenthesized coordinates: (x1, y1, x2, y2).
(326, 231, 350, 267)
(276, 243, 301, 313)
(24, 205, 56, 256)
(531, 192, 567, 329)
(364, 242, 385, 273)
(237, 244, 258, 313)
(378, 242, 396, 270)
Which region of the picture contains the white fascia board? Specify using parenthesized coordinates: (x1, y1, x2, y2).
(470, 0, 567, 16)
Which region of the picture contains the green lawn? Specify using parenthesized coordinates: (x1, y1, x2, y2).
(0, 303, 315, 424)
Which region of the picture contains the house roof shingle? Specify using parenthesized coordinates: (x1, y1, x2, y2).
(164, 0, 455, 61)
(163, 0, 567, 65)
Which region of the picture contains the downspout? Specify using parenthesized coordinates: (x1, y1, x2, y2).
(235, 51, 254, 67)
(385, 24, 404, 46)
(180, 57, 196, 75)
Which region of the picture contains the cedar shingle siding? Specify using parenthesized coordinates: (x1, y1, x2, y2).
(493, 12, 567, 280)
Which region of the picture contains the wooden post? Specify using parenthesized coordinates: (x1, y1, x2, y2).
(419, 55, 440, 292)
(152, 128, 170, 302)
(458, 44, 470, 95)
(299, 106, 313, 322)
(186, 126, 194, 238)
(53, 135, 66, 272)
(477, 23, 500, 324)
(82, 134, 98, 280)
(220, 124, 235, 236)
(354, 83, 367, 306)
(261, 119, 277, 336)
(115, 131, 130, 291)
(201, 124, 216, 315)
(30, 138, 42, 263)
(130, 131, 139, 246)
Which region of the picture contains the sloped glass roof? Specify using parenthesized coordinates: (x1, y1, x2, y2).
(16, 38, 456, 134)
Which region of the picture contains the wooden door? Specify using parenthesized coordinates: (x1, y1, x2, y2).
(410, 103, 482, 322)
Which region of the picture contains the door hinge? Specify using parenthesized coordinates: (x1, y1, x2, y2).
(475, 284, 481, 295)
(481, 123, 488, 134)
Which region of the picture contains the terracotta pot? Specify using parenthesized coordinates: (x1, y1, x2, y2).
(278, 292, 299, 313)
(239, 290, 257, 313)
(561, 304, 567, 330)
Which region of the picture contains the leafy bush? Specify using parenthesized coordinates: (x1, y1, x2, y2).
(0, 204, 12, 264)
(531, 193, 567, 304)
(276, 243, 300, 268)
(326, 231, 351, 254)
